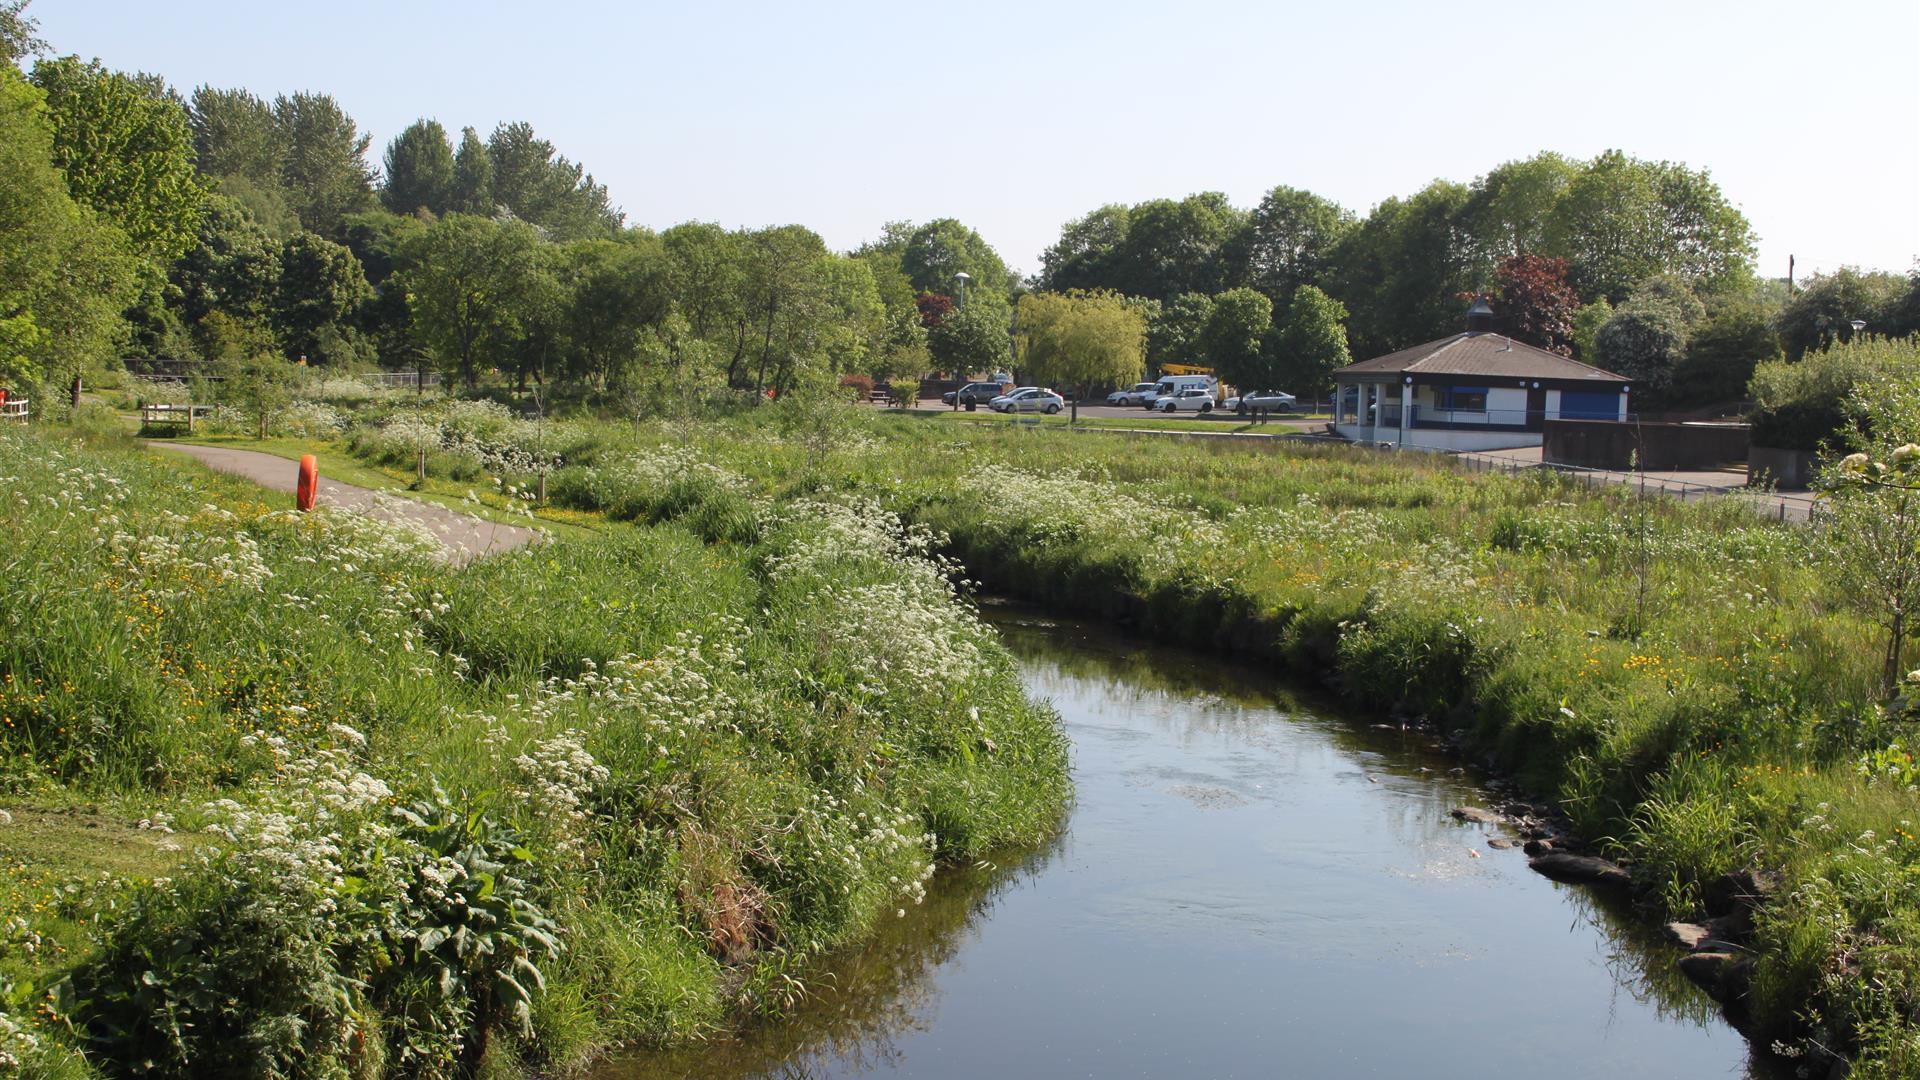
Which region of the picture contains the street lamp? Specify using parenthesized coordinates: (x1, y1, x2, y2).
(1851, 318, 1868, 338)
(949, 272, 973, 409)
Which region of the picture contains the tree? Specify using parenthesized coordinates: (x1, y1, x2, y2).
(1572, 298, 1611, 360)
(1456, 153, 1580, 281)
(170, 194, 281, 329)
(1015, 290, 1145, 422)
(1327, 180, 1473, 357)
(927, 300, 1008, 383)
(0, 63, 137, 397)
(1775, 268, 1910, 359)
(1197, 287, 1272, 388)
(1109, 193, 1245, 300)
(1270, 284, 1350, 394)
(559, 237, 668, 389)
(273, 91, 374, 234)
(188, 86, 281, 187)
(914, 291, 954, 329)
(273, 232, 371, 365)
(448, 126, 493, 215)
(1493, 254, 1577, 355)
(381, 119, 453, 217)
(484, 121, 620, 240)
(400, 213, 539, 387)
(899, 218, 1011, 302)
(1146, 292, 1212, 369)
(1673, 302, 1781, 405)
(1038, 203, 1130, 292)
(1546, 150, 1755, 303)
(2, 0, 45, 67)
(1594, 277, 1704, 396)
(1228, 185, 1353, 304)
(203, 311, 294, 438)
(30, 56, 205, 263)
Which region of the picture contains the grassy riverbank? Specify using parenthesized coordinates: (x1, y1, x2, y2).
(274, 389, 1916, 1075)
(0, 423, 1068, 1077)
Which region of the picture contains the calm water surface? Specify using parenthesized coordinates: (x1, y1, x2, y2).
(606, 606, 1772, 1079)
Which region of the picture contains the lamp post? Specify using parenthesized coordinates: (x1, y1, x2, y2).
(949, 272, 972, 409)
(1851, 318, 1868, 341)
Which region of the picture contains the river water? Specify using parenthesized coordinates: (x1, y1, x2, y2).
(606, 606, 1772, 1079)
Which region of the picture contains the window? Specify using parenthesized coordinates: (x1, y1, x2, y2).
(1438, 386, 1488, 412)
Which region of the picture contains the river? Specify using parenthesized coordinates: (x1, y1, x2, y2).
(604, 604, 1774, 1079)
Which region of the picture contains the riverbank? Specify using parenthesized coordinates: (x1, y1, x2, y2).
(0, 424, 1069, 1077)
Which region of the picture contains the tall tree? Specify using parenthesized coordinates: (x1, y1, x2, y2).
(1329, 180, 1473, 357)
(1228, 185, 1353, 306)
(1198, 287, 1273, 388)
(484, 121, 620, 239)
(188, 86, 281, 186)
(1492, 254, 1577, 355)
(1594, 276, 1705, 396)
(30, 56, 205, 263)
(1016, 290, 1146, 421)
(899, 218, 1011, 302)
(272, 91, 374, 234)
(1546, 150, 1755, 303)
(1457, 152, 1580, 282)
(170, 194, 281, 329)
(381, 119, 453, 217)
(1775, 268, 1910, 359)
(0, 64, 137, 395)
(273, 231, 371, 364)
(1, 0, 45, 67)
(1145, 291, 1213, 369)
(400, 213, 539, 386)
(560, 237, 669, 388)
(1110, 192, 1245, 300)
(928, 300, 1009, 383)
(448, 126, 493, 215)
(1038, 203, 1130, 292)
(1269, 284, 1350, 393)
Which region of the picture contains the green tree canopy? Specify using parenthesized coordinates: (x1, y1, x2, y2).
(1198, 286, 1273, 388)
(170, 193, 281, 329)
(30, 55, 205, 263)
(1228, 185, 1353, 304)
(449, 125, 493, 216)
(1270, 284, 1350, 393)
(189, 86, 281, 187)
(928, 299, 1009, 382)
(273, 91, 374, 234)
(1546, 150, 1755, 302)
(1015, 289, 1145, 417)
(273, 231, 371, 365)
(484, 121, 621, 240)
(1775, 268, 1911, 359)
(400, 213, 540, 386)
(897, 218, 1012, 303)
(1146, 291, 1212, 369)
(1594, 276, 1704, 395)
(381, 119, 454, 217)
(0, 63, 137, 394)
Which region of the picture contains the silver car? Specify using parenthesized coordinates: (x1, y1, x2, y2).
(1108, 382, 1157, 405)
(990, 387, 1065, 414)
(1228, 389, 1297, 414)
(1155, 388, 1216, 413)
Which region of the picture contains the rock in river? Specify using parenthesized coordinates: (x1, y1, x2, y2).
(1527, 852, 1631, 887)
(1664, 922, 1712, 949)
(1450, 806, 1501, 825)
(1678, 951, 1752, 1004)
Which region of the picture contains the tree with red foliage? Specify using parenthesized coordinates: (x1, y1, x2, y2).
(915, 291, 955, 329)
(1493, 254, 1577, 356)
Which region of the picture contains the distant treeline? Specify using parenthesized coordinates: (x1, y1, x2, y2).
(1, 0, 1915, 408)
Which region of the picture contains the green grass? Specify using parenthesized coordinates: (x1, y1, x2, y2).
(0, 422, 1068, 1078)
(289, 393, 1915, 1074)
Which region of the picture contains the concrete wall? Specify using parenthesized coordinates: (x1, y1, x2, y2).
(1748, 447, 1819, 491)
(1336, 422, 1543, 453)
(1542, 420, 1750, 471)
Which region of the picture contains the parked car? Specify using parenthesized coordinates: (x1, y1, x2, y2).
(1226, 389, 1297, 414)
(1108, 382, 1158, 405)
(1142, 374, 1216, 409)
(941, 381, 1008, 407)
(1155, 387, 1216, 413)
(990, 387, 1065, 414)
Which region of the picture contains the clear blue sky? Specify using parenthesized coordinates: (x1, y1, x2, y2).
(32, 0, 1920, 283)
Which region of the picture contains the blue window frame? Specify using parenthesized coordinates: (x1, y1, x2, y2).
(1437, 385, 1487, 411)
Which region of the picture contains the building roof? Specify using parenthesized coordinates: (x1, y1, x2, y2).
(1334, 332, 1629, 384)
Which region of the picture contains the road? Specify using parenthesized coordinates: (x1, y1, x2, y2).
(147, 442, 539, 562)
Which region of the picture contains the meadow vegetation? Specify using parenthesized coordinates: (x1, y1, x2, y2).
(200, 356, 1920, 1076)
(0, 421, 1067, 1078)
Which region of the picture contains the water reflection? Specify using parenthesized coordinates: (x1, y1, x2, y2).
(605, 604, 1778, 1080)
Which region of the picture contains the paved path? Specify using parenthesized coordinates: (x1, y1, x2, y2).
(1458, 445, 1816, 523)
(147, 442, 539, 562)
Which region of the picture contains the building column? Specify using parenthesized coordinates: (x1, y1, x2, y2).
(1399, 380, 1412, 447)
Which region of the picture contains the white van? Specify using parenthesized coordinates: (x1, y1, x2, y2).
(1141, 374, 1215, 409)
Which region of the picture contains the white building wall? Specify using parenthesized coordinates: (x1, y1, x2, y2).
(1485, 387, 1527, 424)
(1545, 389, 1562, 420)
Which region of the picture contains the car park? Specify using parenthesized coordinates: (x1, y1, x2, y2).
(1226, 389, 1297, 414)
(1155, 387, 1216, 413)
(990, 387, 1066, 414)
(941, 381, 1009, 407)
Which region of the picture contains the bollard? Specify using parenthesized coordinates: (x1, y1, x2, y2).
(296, 454, 318, 512)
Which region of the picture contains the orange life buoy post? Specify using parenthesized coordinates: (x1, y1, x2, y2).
(296, 454, 318, 511)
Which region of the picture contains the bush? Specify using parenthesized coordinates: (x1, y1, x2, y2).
(1750, 337, 1920, 450)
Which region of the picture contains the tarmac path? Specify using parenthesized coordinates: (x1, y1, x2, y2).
(147, 441, 539, 562)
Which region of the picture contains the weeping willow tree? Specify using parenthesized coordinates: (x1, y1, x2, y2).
(1014, 289, 1145, 424)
